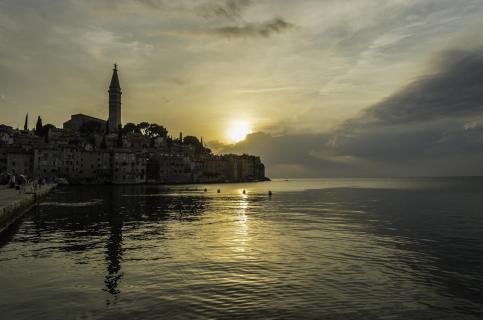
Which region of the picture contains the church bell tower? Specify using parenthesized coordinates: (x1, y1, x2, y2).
(108, 64, 122, 133)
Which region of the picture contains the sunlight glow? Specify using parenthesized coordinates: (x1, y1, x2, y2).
(227, 120, 252, 143)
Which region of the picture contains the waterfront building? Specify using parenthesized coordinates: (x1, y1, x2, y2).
(199, 155, 230, 182)
(79, 150, 112, 184)
(147, 153, 192, 184)
(0, 148, 8, 173)
(7, 149, 33, 177)
(0, 131, 13, 145)
(33, 147, 62, 178)
(11, 130, 41, 150)
(112, 150, 146, 184)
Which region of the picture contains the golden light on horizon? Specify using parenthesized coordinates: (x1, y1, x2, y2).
(226, 120, 252, 143)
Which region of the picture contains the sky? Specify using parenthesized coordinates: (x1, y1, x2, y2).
(1, 0, 483, 177)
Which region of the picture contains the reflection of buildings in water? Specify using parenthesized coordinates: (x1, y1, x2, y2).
(104, 188, 123, 296)
(101, 186, 211, 296)
(171, 195, 209, 222)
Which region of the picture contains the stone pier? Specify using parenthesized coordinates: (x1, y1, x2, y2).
(0, 184, 56, 235)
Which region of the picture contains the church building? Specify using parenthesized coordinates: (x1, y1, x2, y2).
(63, 65, 122, 133)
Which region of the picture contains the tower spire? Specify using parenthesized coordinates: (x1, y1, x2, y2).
(108, 64, 122, 133)
(109, 64, 121, 89)
(24, 113, 28, 131)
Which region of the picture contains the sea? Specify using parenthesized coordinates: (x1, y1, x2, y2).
(0, 178, 482, 319)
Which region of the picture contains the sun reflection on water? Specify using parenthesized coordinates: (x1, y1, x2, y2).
(235, 194, 249, 254)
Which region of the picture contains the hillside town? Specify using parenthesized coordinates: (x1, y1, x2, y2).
(0, 65, 267, 185)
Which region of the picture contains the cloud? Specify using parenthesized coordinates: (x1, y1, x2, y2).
(212, 47, 483, 177)
(329, 48, 483, 162)
(210, 17, 294, 38)
(362, 49, 483, 124)
(231, 86, 298, 94)
(198, 0, 252, 20)
(2, 0, 483, 168)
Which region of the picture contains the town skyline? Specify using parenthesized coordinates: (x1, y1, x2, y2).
(2, 0, 483, 177)
(0, 63, 267, 185)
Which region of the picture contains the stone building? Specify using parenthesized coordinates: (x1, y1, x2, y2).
(11, 131, 41, 150)
(59, 145, 81, 178)
(147, 152, 192, 183)
(198, 155, 229, 182)
(0, 148, 8, 173)
(63, 114, 106, 132)
(214, 154, 266, 182)
(0, 125, 14, 145)
(79, 150, 112, 184)
(112, 150, 146, 184)
(47, 127, 79, 145)
(6, 149, 33, 177)
(33, 147, 61, 178)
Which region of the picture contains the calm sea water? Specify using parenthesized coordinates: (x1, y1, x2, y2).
(1, 178, 483, 319)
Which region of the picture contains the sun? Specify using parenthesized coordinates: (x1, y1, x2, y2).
(227, 120, 252, 143)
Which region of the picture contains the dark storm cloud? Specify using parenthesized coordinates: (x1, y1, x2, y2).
(210, 18, 294, 38)
(330, 48, 483, 161)
(97, 0, 253, 17)
(214, 48, 483, 177)
(363, 49, 483, 124)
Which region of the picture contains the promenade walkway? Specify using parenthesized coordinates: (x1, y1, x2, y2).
(0, 184, 56, 235)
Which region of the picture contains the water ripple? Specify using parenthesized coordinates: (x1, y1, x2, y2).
(1, 180, 483, 319)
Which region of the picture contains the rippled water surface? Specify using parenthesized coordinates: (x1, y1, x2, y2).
(1, 178, 483, 319)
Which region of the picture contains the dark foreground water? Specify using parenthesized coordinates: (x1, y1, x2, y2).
(1, 178, 483, 319)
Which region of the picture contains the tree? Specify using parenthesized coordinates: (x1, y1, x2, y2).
(24, 113, 28, 131)
(136, 122, 150, 135)
(35, 116, 43, 136)
(183, 136, 201, 147)
(146, 123, 168, 138)
(123, 122, 139, 135)
(34, 117, 55, 138)
(43, 124, 56, 133)
(166, 136, 173, 150)
(183, 136, 211, 154)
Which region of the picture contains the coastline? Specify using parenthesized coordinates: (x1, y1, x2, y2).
(66, 177, 271, 186)
(0, 184, 56, 236)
